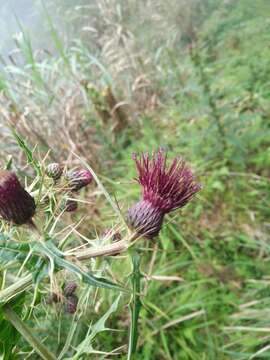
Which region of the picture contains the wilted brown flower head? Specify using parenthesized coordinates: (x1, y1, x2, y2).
(127, 149, 201, 238)
(0, 170, 36, 225)
(46, 163, 63, 181)
(65, 169, 92, 191)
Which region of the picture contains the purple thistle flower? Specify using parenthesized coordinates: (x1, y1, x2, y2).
(65, 169, 92, 191)
(0, 170, 36, 225)
(127, 149, 201, 238)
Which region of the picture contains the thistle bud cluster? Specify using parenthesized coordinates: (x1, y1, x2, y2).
(48, 282, 78, 315)
(0, 160, 94, 226)
(45, 163, 93, 213)
(46, 163, 92, 192)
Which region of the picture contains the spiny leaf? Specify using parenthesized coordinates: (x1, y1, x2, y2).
(12, 130, 41, 176)
(0, 238, 40, 272)
(34, 241, 127, 293)
(72, 294, 121, 359)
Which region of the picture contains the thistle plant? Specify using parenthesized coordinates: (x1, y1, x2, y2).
(0, 145, 201, 359)
(126, 149, 201, 357)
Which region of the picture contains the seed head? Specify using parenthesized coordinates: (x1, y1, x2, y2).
(46, 163, 63, 181)
(65, 169, 92, 191)
(127, 149, 201, 238)
(0, 170, 36, 225)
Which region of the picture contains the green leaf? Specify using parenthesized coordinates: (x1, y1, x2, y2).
(12, 130, 41, 176)
(34, 241, 127, 292)
(71, 295, 121, 359)
(0, 237, 31, 264)
(0, 238, 41, 273)
(4, 156, 13, 171)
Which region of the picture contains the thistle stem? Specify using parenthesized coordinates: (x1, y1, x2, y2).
(127, 250, 142, 359)
(69, 239, 129, 260)
(0, 274, 32, 304)
(66, 232, 139, 260)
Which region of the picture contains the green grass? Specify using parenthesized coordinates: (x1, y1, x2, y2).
(0, 0, 270, 359)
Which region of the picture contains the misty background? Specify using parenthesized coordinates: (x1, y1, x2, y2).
(0, 1, 52, 60)
(0, 0, 90, 64)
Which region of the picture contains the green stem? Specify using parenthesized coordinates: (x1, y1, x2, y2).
(3, 304, 57, 360)
(0, 274, 32, 304)
(127, 250, 142, 360)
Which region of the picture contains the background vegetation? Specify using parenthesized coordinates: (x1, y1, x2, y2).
(0, 0, 270, 359)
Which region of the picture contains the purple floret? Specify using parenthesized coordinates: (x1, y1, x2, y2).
(133, 149, 201, 213)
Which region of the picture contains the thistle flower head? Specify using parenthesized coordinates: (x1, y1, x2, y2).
(127, 199, 165, 238)
(0, 170, 36, 225)
(133, 149, 201, 213)
(65, 169, 92, 191)
(46, 163, 63, 181)
(127, 149, 201, 238)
